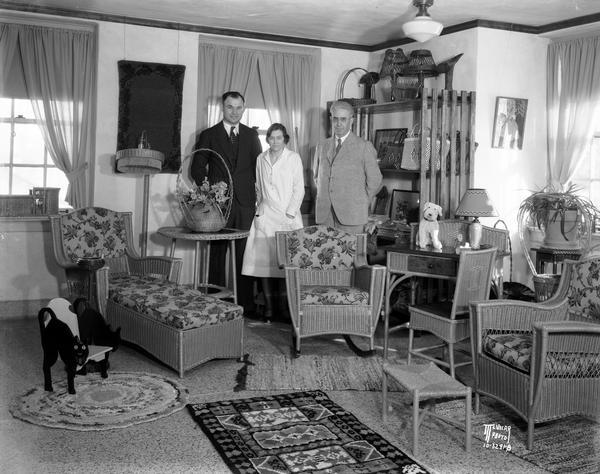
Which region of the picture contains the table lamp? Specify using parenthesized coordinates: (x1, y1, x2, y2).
(116, 131, 164, 256)
(455, 188, 498, 249)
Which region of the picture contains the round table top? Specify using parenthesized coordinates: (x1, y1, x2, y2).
(157, 226, 249, 241)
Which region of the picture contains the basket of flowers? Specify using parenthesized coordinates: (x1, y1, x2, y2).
(176, 149, 233, 233)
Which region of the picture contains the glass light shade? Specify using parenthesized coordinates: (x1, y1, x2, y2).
(402, 16, 443, 43)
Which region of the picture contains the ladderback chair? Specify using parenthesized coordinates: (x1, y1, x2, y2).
(50, 207, 182, 315)
(408, 247, 497, 378)
(275, 225, 387, 356)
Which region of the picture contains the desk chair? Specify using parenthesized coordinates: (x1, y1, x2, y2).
(408, 247, 497, 378)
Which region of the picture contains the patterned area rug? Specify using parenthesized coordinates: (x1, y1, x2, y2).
(434, 397, 600, 474)
(235, 354, 404, 392)
(10, 371, 188, 431)
(187, 390, 430, 473)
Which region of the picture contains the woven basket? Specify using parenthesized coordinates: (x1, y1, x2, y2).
(533, 273, 561, 302)
(176, 149, 233, 233)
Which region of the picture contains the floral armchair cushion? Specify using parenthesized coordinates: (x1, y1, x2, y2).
(61, 208, 129, 262)
(565, 259, 600, 322)
(287, 226, 357, 270)
(300, 286, 369, 305)
(483, 331, 600, 377)
(109, 274, 243, 330)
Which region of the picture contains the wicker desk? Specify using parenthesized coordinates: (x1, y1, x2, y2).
(157, 227, 249, 303)
(382, 362, 472, 457)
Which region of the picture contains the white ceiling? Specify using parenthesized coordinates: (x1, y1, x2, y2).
(3, 0, 600, 48)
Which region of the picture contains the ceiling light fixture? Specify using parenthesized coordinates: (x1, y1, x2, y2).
(402, 0, 443, 43)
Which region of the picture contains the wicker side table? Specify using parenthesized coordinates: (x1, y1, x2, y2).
(382, 362, 472, 457)
(533, 247, 582, 274)
(157, 227, 249, 304)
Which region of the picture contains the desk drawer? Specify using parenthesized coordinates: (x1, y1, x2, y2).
(407, 255, 457, 276)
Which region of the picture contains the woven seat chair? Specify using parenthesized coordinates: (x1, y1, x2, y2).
(408, 247, 497, 378)
(275, 225, 386, 356)
(470, 256, 600, 449)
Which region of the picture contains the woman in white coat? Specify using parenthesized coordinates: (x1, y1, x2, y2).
(242, 123, 304, 321)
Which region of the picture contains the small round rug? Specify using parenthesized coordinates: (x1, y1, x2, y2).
(10, 371, 188, 431)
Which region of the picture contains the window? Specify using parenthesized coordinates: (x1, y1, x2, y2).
(242, 108, 271, 151)
(0, 98, 69, 208)
(572, 131, 600, 231)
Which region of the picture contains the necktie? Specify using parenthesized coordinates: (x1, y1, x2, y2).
(230, 126, 238, 148)
(335, 138, 342, 156)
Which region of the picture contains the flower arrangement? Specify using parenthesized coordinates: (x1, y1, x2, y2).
(178, 177, 230, 215)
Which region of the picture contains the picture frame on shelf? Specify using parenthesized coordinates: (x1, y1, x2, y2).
(373, 128, 408, 168)
(390, 189, 420, 223)
(491, 96, 528, 150)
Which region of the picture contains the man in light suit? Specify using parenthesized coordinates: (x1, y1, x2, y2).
(191, 91, 263, 316)
(312, 100, 382, 234)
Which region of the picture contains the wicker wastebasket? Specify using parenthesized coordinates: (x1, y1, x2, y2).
(533, 273, 561, 302)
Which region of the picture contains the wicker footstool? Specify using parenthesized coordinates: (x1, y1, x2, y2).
(382, 362, 472, 457)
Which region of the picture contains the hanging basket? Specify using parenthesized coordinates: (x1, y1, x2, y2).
(176, 149, 233, 233)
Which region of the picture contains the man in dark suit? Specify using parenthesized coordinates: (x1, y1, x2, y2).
(191, 91, 263, 316)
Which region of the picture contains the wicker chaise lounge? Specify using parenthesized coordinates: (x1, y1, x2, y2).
(49, 207, 244, 377)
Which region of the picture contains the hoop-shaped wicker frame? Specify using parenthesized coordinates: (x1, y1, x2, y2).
(176, 148, 233, 232)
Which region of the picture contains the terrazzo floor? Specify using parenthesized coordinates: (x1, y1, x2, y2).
(0, 314, 557, 473)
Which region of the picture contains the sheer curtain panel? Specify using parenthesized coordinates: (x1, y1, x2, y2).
(196, 40, 320, 168)
(546, 36, 600, 189)
(0, 22, 97, 207)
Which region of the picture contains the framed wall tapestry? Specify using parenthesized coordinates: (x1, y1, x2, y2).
(117, 60, 186, 173)
(491, 96, 528, 150)
(390, 189, 420, 223)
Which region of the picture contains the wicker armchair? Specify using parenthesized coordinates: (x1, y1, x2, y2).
(49, 207, 182, 315)
(408, 247, 497, 378)
(275, 225, 387, 356)
(470, 258, 600, 451)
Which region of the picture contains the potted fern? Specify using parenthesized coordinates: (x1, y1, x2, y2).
(518, 184, 599, 251)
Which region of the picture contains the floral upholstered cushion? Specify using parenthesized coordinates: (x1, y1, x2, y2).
(483, 332, 532, 372)
(61, 207, 128, 261)
(108, 275, 243, 330)
(566, 259, 600, 322)
(300, 286, 369, 305)
(287, 225, 356, 270)
(483, 331, 600, 377)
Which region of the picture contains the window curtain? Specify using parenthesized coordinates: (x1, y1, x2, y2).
(546, 36, 600, 190)
(196, 40, 320, 167)
(0, 22, 97, 207)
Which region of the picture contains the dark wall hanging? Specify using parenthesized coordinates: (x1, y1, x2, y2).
(117, 60, 185, 173)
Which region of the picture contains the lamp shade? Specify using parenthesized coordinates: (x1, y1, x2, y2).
(116, 148, 164, 174)
(402, 16, 443, 43)
(455, 188, 498, 218)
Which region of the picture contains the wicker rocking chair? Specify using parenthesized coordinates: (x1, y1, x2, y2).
(275, 225, 386, 357)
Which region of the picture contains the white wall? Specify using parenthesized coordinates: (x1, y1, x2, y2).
(472, 29, 550, 285)
(94, 22, 200, 282)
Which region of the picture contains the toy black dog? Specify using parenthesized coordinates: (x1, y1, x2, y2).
(38, 307, 89, 394)
(73, 298, 121, 350)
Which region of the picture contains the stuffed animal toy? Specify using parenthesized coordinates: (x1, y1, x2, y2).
(417, 202, 443, 249)
(38, 307, 89, 394)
